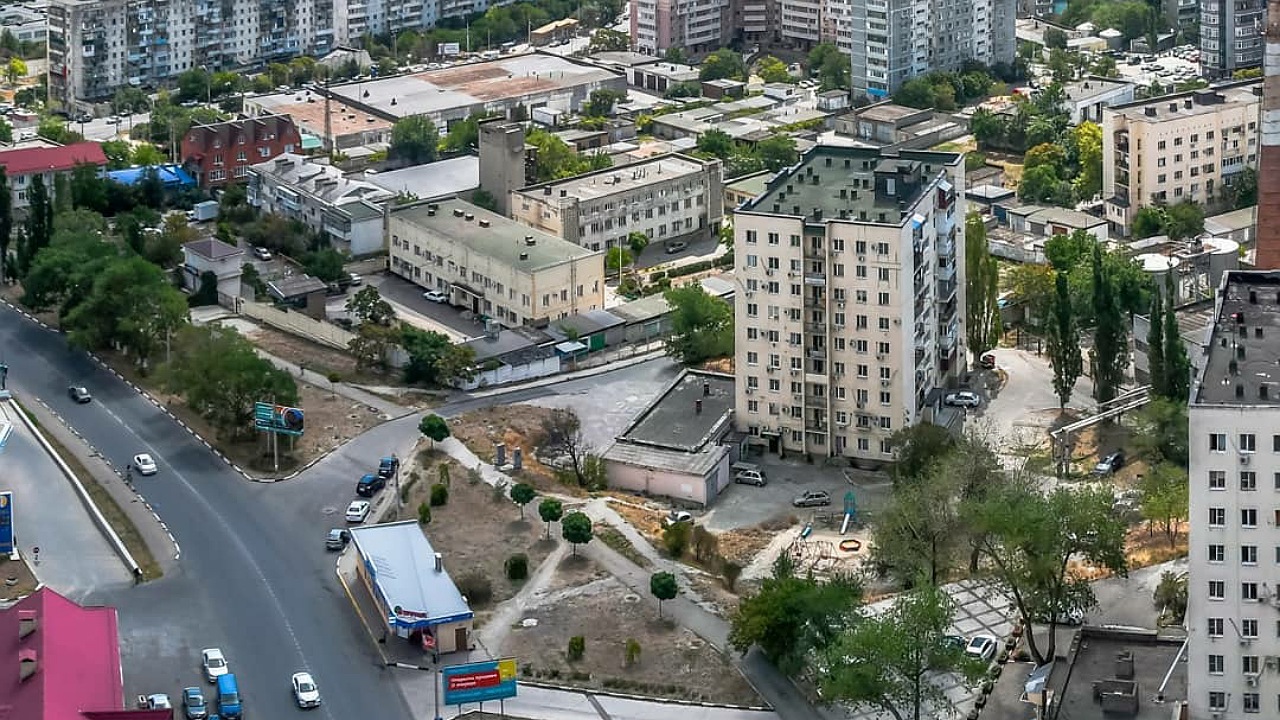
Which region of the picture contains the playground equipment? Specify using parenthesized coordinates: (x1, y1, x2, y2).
(840, 490, 858, 535)
(839, 539, 862, 552)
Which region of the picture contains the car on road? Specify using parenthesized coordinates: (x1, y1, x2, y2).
(183, 687, 208, 719)
(345, 499, 371, 523)
(377, 455, 400, 479)
(292, 671, 322, 708)
(252, 246, 273, 261)
(1094, 450, 1125, 476)
(325, 528, 350, 551)
(105, 116, 121, 124)
(201, 647, 229, 683)
(965, 635, 998, 662)
(133, 453, 158, 476)
(356, 473, 386, 497)
(944, 391, 981, 408)
(1035, 607, 1084, 626)
(664, 240, 688, 254)
(73, 112, 92, 123)
(423, 289, 449, 303)
(68, 385, 92, 403)
(663, 509, 693, 527)
(347, 272, 363, 286)
(978, 353, 996, 370)
(942, 634, 966, 651)
(792, 490, 832, 508)
(146, 694, 172, 709)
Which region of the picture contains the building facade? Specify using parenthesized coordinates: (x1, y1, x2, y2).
(1102, 80, 1261, 237)
(248, 153, 393, 255)
(1187, 270, 1280, 720)
(732, 146, 966, 462)
(181, 114, 301, 188)
(389, 199, 605, 327)
(508, 154, 724, 252)
(1253, 0, 1280, 269)
(631, 0, 731, 56)
(1200, 0, 1266, 79)
(0, 142, 108, 210)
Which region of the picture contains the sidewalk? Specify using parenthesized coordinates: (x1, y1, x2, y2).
(251, 347, 411, 418)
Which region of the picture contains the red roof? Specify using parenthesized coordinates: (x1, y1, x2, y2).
(0, 142, 109, 176)
(0, 587, 135, 719)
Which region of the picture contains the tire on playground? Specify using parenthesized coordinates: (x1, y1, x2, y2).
(839, 539, 862, 553)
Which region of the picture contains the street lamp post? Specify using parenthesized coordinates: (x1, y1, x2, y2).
(393, 452, 401, 516)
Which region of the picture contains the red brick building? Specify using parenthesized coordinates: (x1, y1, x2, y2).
(181, 114, 301, 188)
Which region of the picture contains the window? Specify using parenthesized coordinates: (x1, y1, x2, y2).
(1243, 619, 1259, 637)
(746, 230, 757, 244)
(878, 292, 890, 305)
(1208, 654, 1224, 674)
(1209, 580, 1225, 599)
(1208, 618, 1224, 637)
(1243, 582, 1259, 601)
(1210, 471, 1226, 490)
(1209, 544, 1225, 562)
(1210, 433, 1227, 451)
(1243, 545, 1258, 564)
(878, 268, 890, 282)
(1244, 656, 1260, 674)
(1243, 508, 1258, 527)
(1208, 691, 1225, 710)
(1209, 508, 1226, 526)
(1242, 433, 1257, 452)
(1242, 471, 1258, 491)
(1243, 693, 1259, 713)
(1272, 434, 1280, 452)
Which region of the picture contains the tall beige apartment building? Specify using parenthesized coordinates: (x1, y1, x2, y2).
(732, 146, 966, 462)
(1102, 80, 1262, 237)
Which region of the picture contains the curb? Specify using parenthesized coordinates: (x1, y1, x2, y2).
(32, 399, 181, 562)
(0, 582, 45, 610)
(335, 552, 392, 668)
(515, 679, 773, 711)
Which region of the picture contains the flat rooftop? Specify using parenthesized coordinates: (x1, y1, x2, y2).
(248, 91, 392, 138)
(349, 521, 472, 625)
(1109, 79, 1260, 123)
(391, 198, 600, 271)
(1054, 628, 1186, 720)
(619, 371, 734, 452)
(1064, 77, 1134, 104)
(327, 53, 623, 120)
(1195, 271, 1280, 405)
(364, 155, 480, 200)
(855, 103, 927, 123)
(517, 153, 710, 203)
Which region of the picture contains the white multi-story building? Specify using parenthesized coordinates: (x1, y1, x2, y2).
(1187, 270, 1280, 720)
(1200, 0, 1266, 79)
(247, 153, 393, 255)
(732, 146, 966, 462)
(1102, 80, 1261, 237)
(0, 2, 48, 44)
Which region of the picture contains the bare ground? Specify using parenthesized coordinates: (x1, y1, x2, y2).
(0, 557, 39, 602)
(449, 406, 565, 489)
(242, 324, 391, 385)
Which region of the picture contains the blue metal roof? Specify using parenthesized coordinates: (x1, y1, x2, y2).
(106, 164, 196, 188)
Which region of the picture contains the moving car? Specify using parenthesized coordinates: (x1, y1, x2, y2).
(133, 453, 158, 476)
(345, 499, 371, 524)
(664, 240, 688, 254)
(1094, 451, 1125, 476)
(965, 635, 998, 662)
(201, 647, 229, 683)
(291, 671, 322, 708)
(356, 473, 385, 497)
(423, 289, 449, 303)
(347, 272, 363, 286)
(978, 354, 996, 370)
(252, 246, 273, 261)
(944, 391, 981, 408)
(216, 674, 242, 719)
(792, 490, 832, 508)
(146, 694, 172, 709)
(325, 528, 350, 551)
(183, 687, 208, 719)
(68, 385, 92, 403)
(663, 510, 693, 527)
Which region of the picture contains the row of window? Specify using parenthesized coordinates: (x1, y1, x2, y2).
(1206, 579, 1267, 600)
(1205, 689, 1263, 713)
(745, 425, 895, 455)
(1207, 432, 1280, 452)
(1205, 469, 1280, 491)
(744, 254, 897, 282)
(1204, 507, 1280, 527)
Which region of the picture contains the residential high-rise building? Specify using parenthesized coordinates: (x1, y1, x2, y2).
(632, 0, 731, 56)
(1101, 80, 1261, 237)
(1186, 270, 1280, 720)
(1253, 0, 1280, 269)
(731, 146, 966, 462)
(1200, 0, 1266, 79)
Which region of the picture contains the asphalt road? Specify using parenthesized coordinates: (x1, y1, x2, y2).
(0, 304, 411, 720)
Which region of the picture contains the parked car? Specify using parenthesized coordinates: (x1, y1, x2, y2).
(1034, 607, 1085, 626)
(347, 272, 363, 286)
(252, 246, 273, 261)
(664, 240, 688, 254)
(146, 694, 172, 709)
(733, 468, 767, 486)
(201, 647, 229, 683)
(356, 473, 386, 497)
(424, 289, 449, 303)
(792, 490, 832, 508)
(942, 635, 966, 651)
(133, 453, 158, 476)
(978, 354, 996, 370)
(965, 636, 998, 662)
(377, 456, 400, 479)
(325, 528, 351, 551)
(68, 385, 92, 403)
(183, 687, 208, 719)
(1094, 451, 1125, 475)
(345, 499, 371, 524)
(292, 671, 322, 708)
(663, 510, 693, 527)
(944, 391, 981, 408)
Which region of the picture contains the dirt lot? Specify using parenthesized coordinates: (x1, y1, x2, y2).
(506, 556, 760, 706)
(243, 325, 392, 385)
(0, 556, 39, 602)
(401, 444, 553, 625)
(449, 406, 564, 488)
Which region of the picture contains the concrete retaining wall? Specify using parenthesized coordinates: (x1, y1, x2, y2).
(239, 301, 356, 351)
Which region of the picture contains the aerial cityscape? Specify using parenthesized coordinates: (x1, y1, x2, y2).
(0, 0, 1273, 718)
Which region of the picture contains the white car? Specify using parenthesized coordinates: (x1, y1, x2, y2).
(944, 391, 981, 408)
(423, 289, 449, 303)
(146, 694, 172, 709)
(662, 510, 693, 528)
(345, 500, 371, 524)
(965, 635, 998, 662)
(201, 648, 228, 683)
(253, 246, 273, 261)
(133, 453, 158, 476)
(292, 671, 322, 708)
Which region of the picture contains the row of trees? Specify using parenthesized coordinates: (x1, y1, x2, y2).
(894, 68, 1000, 112)
(971, 83, 1071, 155)
(693, 128, 798, 179)
(1017, 122, 1103, 205)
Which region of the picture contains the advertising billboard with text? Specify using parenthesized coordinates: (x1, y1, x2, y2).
(441, 658, 518, 705)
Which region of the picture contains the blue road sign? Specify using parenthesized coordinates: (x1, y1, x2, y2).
(0, 492, 15, 555)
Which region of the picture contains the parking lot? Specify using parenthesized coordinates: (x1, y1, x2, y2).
(703, 455, 892, 532)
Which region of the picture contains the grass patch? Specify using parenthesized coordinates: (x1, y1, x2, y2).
(595, 524, 652, 569)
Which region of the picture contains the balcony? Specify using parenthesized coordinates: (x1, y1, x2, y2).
(807, 348, 826, 360)
(936, 237, 954, 260)
(937, 264, 956, 283)
(937, 278, 957, 302)
(805, 323, 827, 335)
(935, 207, 956, 235)
(803, 272, 826, 287)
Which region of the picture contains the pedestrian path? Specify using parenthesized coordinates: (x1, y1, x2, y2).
(251, 347, 410, 417)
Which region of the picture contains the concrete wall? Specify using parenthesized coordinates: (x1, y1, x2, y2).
(239, 300, 355, 351)
(458, 355, 562, 391)
(606, 461, 714, 506)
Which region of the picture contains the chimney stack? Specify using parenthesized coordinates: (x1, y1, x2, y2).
(1254, 0, 1280, 268)
(695, 399, 703, 414)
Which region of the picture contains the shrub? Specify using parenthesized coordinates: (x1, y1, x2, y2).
(438, 464, 451, 486)
(720, 559, 743, 592)
(624, 638, 642, 668)
(505, 553, 529, 580)
(662, 521, 691, 558)
(567, 635, 585, 661)
(467, 465, 483, 485)
(430, 483, 449, 506)
(400, 474, 419, 503)
(417, 502, 431, 525)
(457, 573, 493, 605)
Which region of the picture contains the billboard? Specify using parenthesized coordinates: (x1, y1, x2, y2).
(253, 403, 305, 436)
(441, 658, 518, 705)
(439, 42, 461, 56)
(0, 492, 14, 556)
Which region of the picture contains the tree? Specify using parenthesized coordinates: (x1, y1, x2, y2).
(964, 211, 1001, 360)
(64, 256, 189, 369)
(818, 585, 978, 720)
(442, 113, 485, 152)
(112, 87, 150, 115)
(561, 511, 593, 555)
(0, 169, 10, 284)
(1162, 273, 1191, 401)
(131, 143, 167, 167)
(1146, 283, 1166, 397)
(1131, 207, 1165, 238)
(1140, 462, 1189, 547)
(471, 188, 499, 212)
(970, 108, 1008, 150)
(70, 163, 108, 212)
(755, 55, 792, 83)
(0, 118, 11, 144)
(1163, 200, 1204, 241)
(664, 285, 732, 364)
(1044, 27, 1068, 49)
(538, 497, 564, 540)
(969, 479, 1128, 665)
(700, 48, 746, 81)
(1046, 271, 1082, 408)
(190, 270, 219, 307)
(16, 173, 51, 277)
(1153, 571, 1188, 626)
(1129, 397, 1189, 466)
(526, 128, 597, 182)
(1091, 243, 1128, 403)
(1018, 164, 1069, 205)
(756, 135, 799, 172)
(663, 47, 688, 64)
(510, 483, 536, 520)
(627, 231, 649, 256)
(887, 423, 955, 484)
(1069, 121, 1103, 200)
(147, 213, 195, 267)
(605, 246, 633, 273)
(348, 323, 397, 370)
(5, 57, 26, 85)
(587, 28, 630, 53)
(1230, 166, 1258, 209)
(893, 78, 935, 109)
(389, 115, 439, 165)
(419, 414, 450, 447)
(346, 286, 395, 326)
(583, 89, 624, 118)
(650, 571, 678, 618)
(695, 129, 734, 160)
(542, 408, 592, 487)
(872, 465, 963, 586)
(400, 326, 475, 385)
(303, 248, 347, 282)
(808, 43, 850, 91)
(176, 68, 212, 103)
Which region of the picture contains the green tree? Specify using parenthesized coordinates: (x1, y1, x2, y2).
(526, 128, 594, 182)
(400, 326, 476, 386)
(112, 87, 150, 115)
(970, 108, 1008, 150)
(418, 414, 450, 447)
(1140, 462, 1189, 547)
(5, 57, 26, 84)
(872, 464, 963, 586)
(348, 322, 397, 370)
(627, 231, 649, 256)
(969, 479, 1129, 665)
(561, 511, 593, 555)
(389, 115, 440, 164)
(650, 571, 678, 619)
(1146, 283, 1166, 396)
(1091, 243, 1128, 403)
(893, 78, 935, 109)
(0, 169, 10, 284)
(0, 118, 11, 144)
(1131, 207, 1165, 238)
(755, 55, 792, 83)
(964, 211, 1001, 360)
(1162, 274, 1191, 401)
(471, 188, 499, 212)
(663, 47, 688, 64)
(1163, 200, 1204, 241)
(1230, 166, 1258, 209)
(64, 255, 188, 369)
(756, 135, 799, 172)
(605, 246, 633, 272)
(16, 173, 51, 277)
(70, 163, 109, 211)
(1046, 271, 1082, 408)
(303, 248, 347, 282)
(145, 213, 195, 267)
(587, 28, 630, 53)
(887, 422, 955, 484)
(131, 144, 167, 167)
(538, 497, 564, 540)
(442, 113, 484, 152)
(583, 89, 625, 118)
(818, 585, 979, 720)
(808, 43, 851, 91)
(663, 285, 732, 364)
(700, 48, 746, 81)
(510, 483, 536, 520)
(1069, 121, 1103, 199)
(695, 128, 734, 160)
(1044, 27, 1068, 49)
(1128, 397, 1189, 466)
(346, 285, 395, 326)
(1018, 164, 1069, 205)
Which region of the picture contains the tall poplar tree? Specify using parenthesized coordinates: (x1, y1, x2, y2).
(1091, 244, 1128, 403)
(965, 211, 1002, 361)
(1047, 271, 1082, 409)
(1146, 281, 1165, 396)
(0, 169, 11, 283)
(1162, 272, 1191, 401)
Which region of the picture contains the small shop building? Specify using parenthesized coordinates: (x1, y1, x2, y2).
(349, 521, 474, 655)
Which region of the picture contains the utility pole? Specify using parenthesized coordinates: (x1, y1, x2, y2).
(323, 73, 333, 156)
